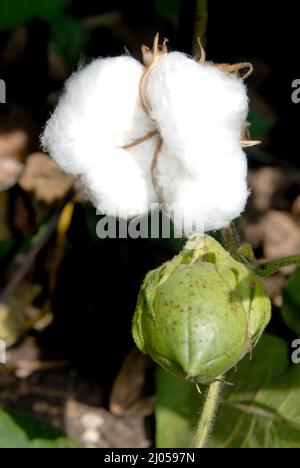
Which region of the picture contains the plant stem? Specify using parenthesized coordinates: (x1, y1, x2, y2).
(192, 0, 208, 55)
(194, 378, 223, 448)
(222, 226, 240, 256)
(254, 255, 300, 277)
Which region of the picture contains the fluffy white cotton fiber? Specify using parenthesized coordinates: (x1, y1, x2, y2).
(42, 45, 251, 234)
(145, 52, 249, 233)
(41, 56, 158, 218)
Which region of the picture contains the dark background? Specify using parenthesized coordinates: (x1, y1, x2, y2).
(1, 1, 299, 162)
(0, 0, 300, 447)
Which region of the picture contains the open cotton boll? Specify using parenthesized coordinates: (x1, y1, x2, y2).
(82, 143, 158, 219)
(145, 51, 250, 232)
(81, 132, 159, 219)
(167, 162, 249, 235)
(146, 52, 249, 174)
(157, 141, 248, 234)
(42, 55, 158, 218)
(146, 52, 249, 136)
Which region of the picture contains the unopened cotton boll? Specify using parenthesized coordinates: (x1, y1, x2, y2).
(41, 56, 158, 218)
(145, 52, 250, 233)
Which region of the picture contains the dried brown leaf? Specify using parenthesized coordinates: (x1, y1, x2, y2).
(0, 157, 24, 191)
(261, 211, 300, 274)
(19, 153, 75, 204)
(109, 348, 153, 416)
(0, 129, 29, 163)
(0, 283, 42, 346)
(291, 195, 300, 217)
(249, 167, 300, 213)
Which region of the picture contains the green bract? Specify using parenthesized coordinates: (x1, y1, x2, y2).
(133, 235, 271, 384)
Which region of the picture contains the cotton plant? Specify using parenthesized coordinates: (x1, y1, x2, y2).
(42, 35, 300, 448)
(42, 35, 255, 231)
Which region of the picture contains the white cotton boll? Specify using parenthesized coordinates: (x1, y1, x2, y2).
(168, 160, 249, 235)
(82, 144, 158, 219)
(42, 56, 147, 175)
(155, 143, 184, 201)
(42, 46, 252, 231)
(159, 141, 249, 234)
(42, 55, 158, 218)
(146, 52, 249, 173)
(145, 51, 250, 232)
(146, 52, 248, 138)
(81, 133, 159, 219)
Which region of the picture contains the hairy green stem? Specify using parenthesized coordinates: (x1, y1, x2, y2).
(194, 378, 223, 448)
(254, 255, 300, 277)
(222, 226, 240, 256)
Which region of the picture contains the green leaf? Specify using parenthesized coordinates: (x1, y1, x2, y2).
(0, 0, 71, 30)
(155, 367, 201, 448)
(0, 239, 14, 260)
(282, 267, 300, 336)
(50, 16, 87, 66)
(155, 0, 182, 28)
(0, 406, 81, 448)
(33, 0, 71, 22)
(156, 335, 300, 448)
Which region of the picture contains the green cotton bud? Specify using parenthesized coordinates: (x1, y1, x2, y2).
(132, 235, 271, 384)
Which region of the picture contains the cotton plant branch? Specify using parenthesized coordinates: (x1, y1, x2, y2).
(194, 378, 223, 448)
(222, 226, 240, 256)
(235, 241, 300, 277)
(221, 224, 300, 279)
(252, 255, 300, 277)
(192, 0, 208, 56)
